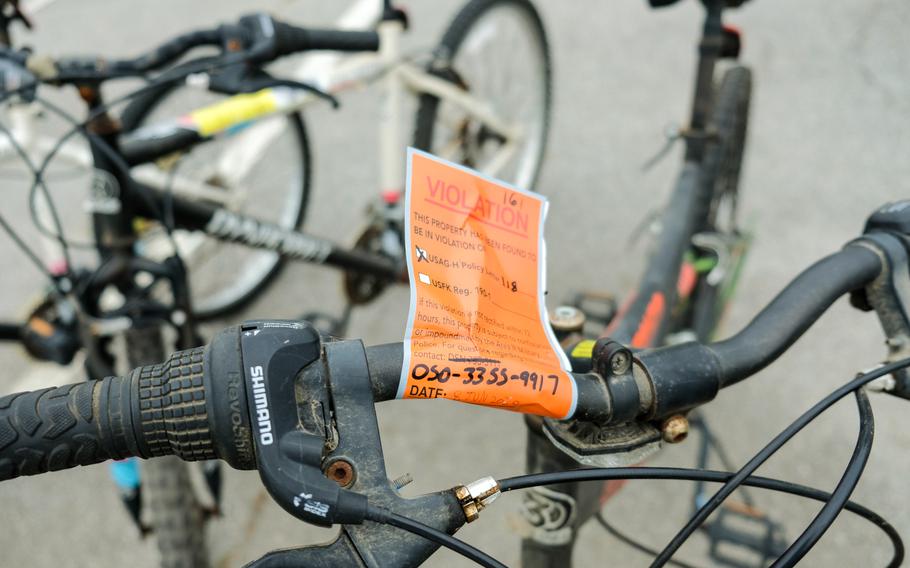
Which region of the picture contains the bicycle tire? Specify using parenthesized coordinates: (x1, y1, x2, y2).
(689, 65, 752, 340)
(121, 78, 312, 321)
(125, 326, 209, 568)
(413, 0, 552, 190)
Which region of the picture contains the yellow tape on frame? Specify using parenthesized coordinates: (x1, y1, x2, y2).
(187, 89, 278, 137)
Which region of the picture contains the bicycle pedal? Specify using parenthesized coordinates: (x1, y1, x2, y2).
(704, 501, 787, 567)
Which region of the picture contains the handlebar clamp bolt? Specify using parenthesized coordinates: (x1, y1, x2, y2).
(660, 414, 689, 444)
(592, 339, 633, 377)
(610, 351, 631, 375)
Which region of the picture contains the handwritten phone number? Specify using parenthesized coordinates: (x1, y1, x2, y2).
(410, 363, 561, 395)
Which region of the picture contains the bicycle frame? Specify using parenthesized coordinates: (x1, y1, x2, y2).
(0, 2, 747, 562)
(122, 0, 523, 213)
(519, 1, 737, 565)
(0, 0, 525, 301)
(253, 0, 524, 190)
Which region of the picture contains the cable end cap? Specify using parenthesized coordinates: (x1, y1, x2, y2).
(454, 476, 500, 523)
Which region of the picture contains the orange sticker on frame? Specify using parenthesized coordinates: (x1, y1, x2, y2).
(398, 148, 576, 419)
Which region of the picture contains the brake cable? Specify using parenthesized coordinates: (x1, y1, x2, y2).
(366, 504, 507, 568)
(652, 357, 910, 566)
(596, 514, 705, 568)
(14, 55, 248, 250)
(495, 466, 903, 568)
(0, 118, 76, 274)
(365, 354, 903, 568)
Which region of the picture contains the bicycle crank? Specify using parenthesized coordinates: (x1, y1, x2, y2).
(343, 224, 402, 305)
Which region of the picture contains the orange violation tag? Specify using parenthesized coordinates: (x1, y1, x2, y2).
(398, 148, 575, 419)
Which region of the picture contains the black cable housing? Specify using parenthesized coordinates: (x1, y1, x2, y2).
(651, 358, 910, 566)
(596, 513, 705, 568)
(365, 504, 507, 568)
(498, 467, 903, 568)
(771, 389, 874, 567)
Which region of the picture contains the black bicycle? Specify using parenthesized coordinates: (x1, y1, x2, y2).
(517, 0, 753, 564)
(3, 1, 907, 567)
(0, 199, 907, 568)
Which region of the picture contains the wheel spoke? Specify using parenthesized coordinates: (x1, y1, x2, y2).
(214, 116, 288, 186)
(416, 1, 549, 190)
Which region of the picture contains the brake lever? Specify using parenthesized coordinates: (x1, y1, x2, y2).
(235, 322, 466, 567)
(207, 67, 339, 108)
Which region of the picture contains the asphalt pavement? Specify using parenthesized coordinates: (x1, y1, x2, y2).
(0, 0, 907, 567)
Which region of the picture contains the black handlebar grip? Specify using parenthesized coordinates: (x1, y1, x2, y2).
(0, 377, 137, 480)
(272, 22, 380, 56)
(0, 330, 257, 481)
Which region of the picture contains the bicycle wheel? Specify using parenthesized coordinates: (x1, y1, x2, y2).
(688, 65, 752, 340)
(125, 326, 209, 568)
(121, 81, 312, 320)
(413, 0, 551, 190)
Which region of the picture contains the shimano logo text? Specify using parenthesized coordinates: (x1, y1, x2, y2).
(250, 365, 274, 445)
(206, 209, 331, 262)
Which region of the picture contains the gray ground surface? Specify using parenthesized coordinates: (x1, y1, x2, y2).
(0, 0, 907, 566)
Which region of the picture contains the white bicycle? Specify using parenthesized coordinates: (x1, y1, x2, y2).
(0, 0, 552, 320)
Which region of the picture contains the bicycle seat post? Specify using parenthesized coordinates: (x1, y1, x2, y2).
(685, 0, 725, 163)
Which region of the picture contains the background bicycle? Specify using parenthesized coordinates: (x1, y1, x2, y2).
(0, 0, 547, 566)
(0, 0, 906, 567)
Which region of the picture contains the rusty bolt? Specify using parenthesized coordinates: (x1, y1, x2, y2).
(325, 459, 355, 487)
(661, 415, 689, 444)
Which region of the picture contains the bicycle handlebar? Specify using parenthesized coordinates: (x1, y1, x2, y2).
(0, 237, 896, 481)
(269, 18, 381, 56)
(0, 13, 380, 86)
(104, 28, 223, 75)
(1, 206, 908, 565)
